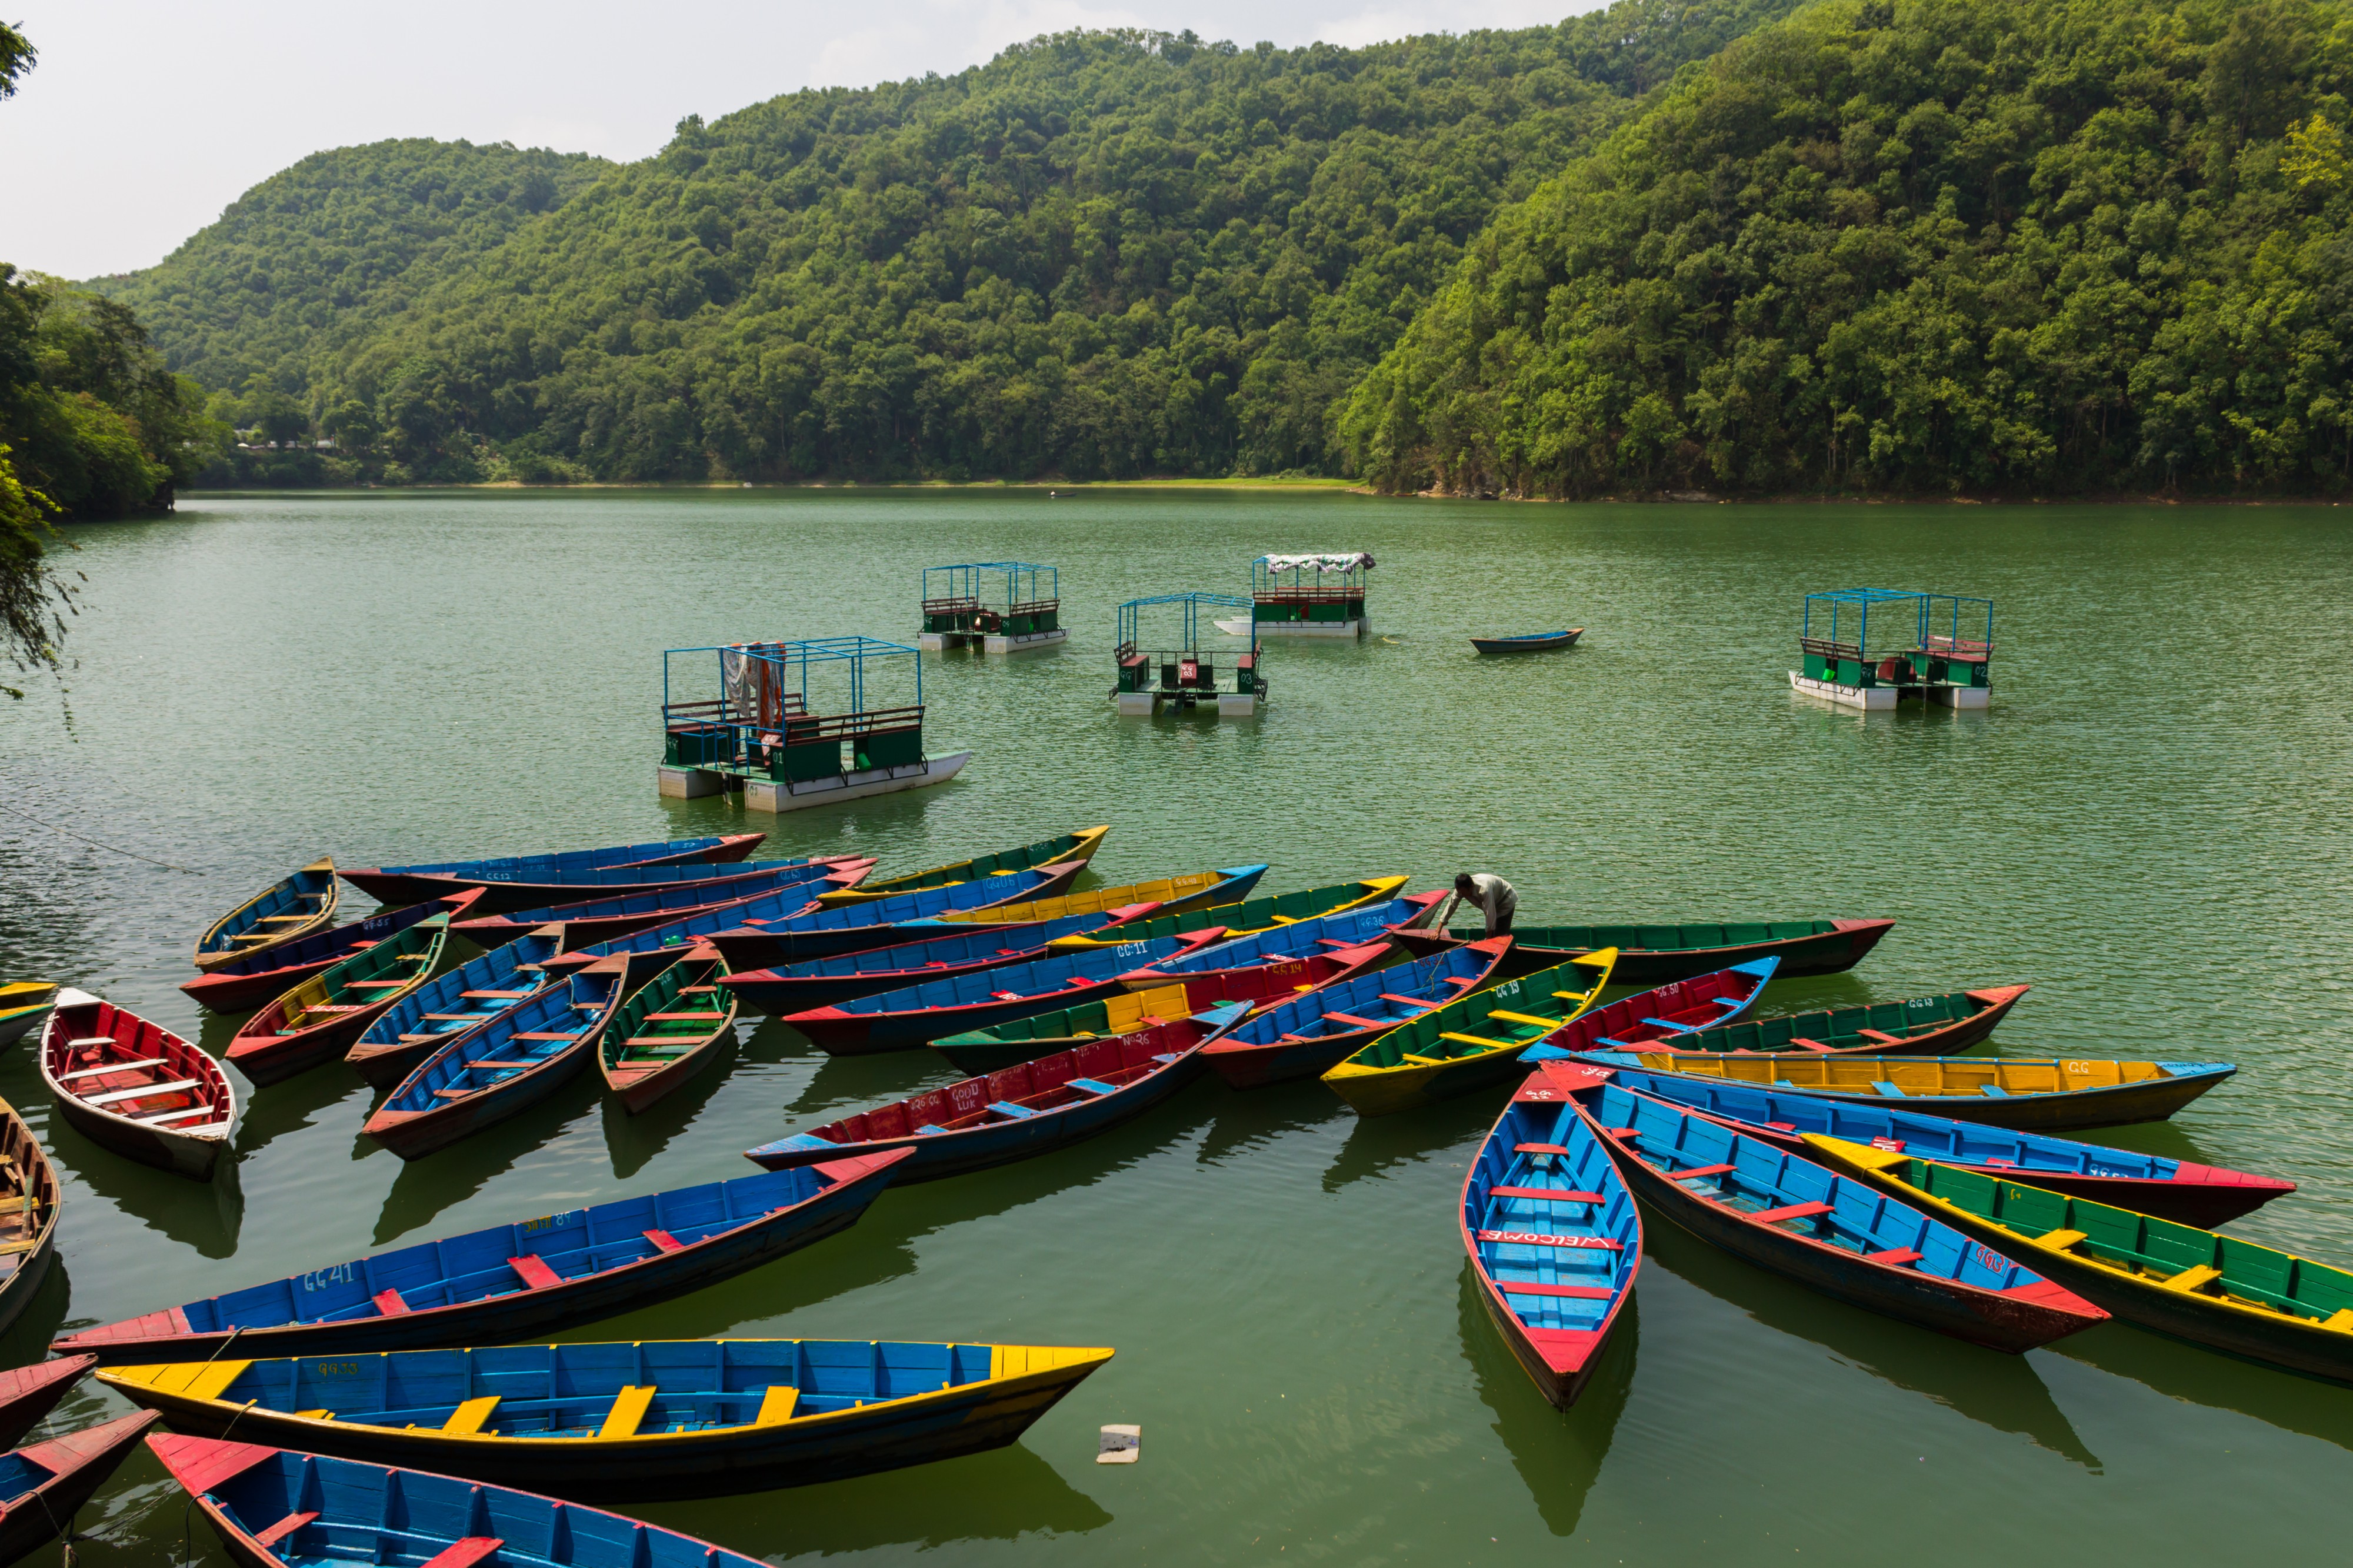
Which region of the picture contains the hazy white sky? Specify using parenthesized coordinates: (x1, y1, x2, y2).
(3, 0, 1591, 281)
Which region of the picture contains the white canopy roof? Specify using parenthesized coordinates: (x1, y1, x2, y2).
(1259, 552, 1374, 573)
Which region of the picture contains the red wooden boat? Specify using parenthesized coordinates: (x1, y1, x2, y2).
(448, 856, 875, 950)
(1391, 917, 1894, 986)
(0, 1411, 159, 1562)
(1201, 937, 1513, 1089)
(41, 991, 237, 1179)
(224, 889, 484, 1087)
(0, 1100, 62, 1340)
(0, 1356, 92, 1451)
(339, 832, 767, 912)
(181, 890, 479, 1014)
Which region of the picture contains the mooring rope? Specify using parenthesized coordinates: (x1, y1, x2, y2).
(0, 799, 199, 873)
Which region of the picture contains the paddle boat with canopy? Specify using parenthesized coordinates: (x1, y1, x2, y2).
(918, 562, 1067, 652)
(1114, 593, 1264, 716)
(1791, 588, 1994, 710)
(1214, 552, 1373, 638)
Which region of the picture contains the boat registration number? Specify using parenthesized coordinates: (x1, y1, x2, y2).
(1478, 1230, 1612, 1249)
(299, 1264, 359, 1293)
(519, 1210, 584, 1234)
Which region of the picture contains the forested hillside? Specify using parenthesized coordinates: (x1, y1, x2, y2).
(1342, 0, 2353, 497)
(95, 0, 1802, 485)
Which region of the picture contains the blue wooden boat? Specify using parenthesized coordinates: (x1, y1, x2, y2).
(718, 906, 1162, 1014)
(344, 931, 564, 1089)
(53, 1150, 911, 1363)
(1471, 629, 1581, 655)
(1461, 1068, 1639, 1407)
(782, 930, 1229, 1054)
(339, 833, 767, 913)
(1544, 1063, 2108, 1350)
(1121, 893, 1447, 986)
(748, 1003, 1246, 1178)
(184, 890, 478, 1014)
(1202, 936, 1513, 1088)
(111, 1337, 1113, 1501)
(195, 858, 341, 973)
(1588, 1062, 2296, 1227)
(151, 1433, 767, 1565)
(0, 1412, 158, 1562)
(362, 962, 633, 1159)
(448, 855, 875, 949)
(584, 860, 1088, 976)
(816, 823, 1112, 905)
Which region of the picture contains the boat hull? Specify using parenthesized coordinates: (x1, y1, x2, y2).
(42, 994, 235, 1180)
(193, 859, 339, 973)
(0, 1356, 92, 1452)
(1727, 1073, 2225, 1132)
(1204, 940, 1510, 1089)
(364, 1043, 597, 1158)
(792, 975, 1132, 1055)
(1470, 629, 1581, 655)
(0, 1412, 158, 1559)
(706, 859, 1089, 970)
(1394, 917, 1894, 986)
(0, 1004, 51, 1049)
(341, 832, 765, 912)
(0, 1100, 61, 1342)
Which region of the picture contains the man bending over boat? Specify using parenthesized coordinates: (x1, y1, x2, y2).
(1454, 873, 1517, 937)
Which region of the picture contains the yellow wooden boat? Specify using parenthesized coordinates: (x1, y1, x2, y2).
(96, 1337, 1111, 1501)
(1046, 875, 1413, 950)
(0, 983, 58, 1050)
(1575, 1050, 2235, 1132)
(925, 862, 1268, 925)
(813, 826, 1111, 906)
(1321, 948, 1617, 1116)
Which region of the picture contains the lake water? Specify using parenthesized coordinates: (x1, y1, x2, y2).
(2, 487, 2351, 1563)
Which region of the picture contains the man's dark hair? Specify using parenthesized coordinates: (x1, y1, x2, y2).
(1454, 873, 1477, 892)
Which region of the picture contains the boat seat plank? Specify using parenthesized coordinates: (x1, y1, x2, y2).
(645, 1012, 726, 1021)
(1751, 1200, 1835, 1225)
(511, 1032, 583, 1042)
(1487, 1009, 1565, 1029)
(1979, 1085, 2012, 1097)
(1639, 1018, 1700, 1033)
(1865, 1247, 1925, 1266)
(755, 1384, 801, 1425)
(1788, 1037, 1834, 1052)
(1489, 1186, 1604, 1203)
(599, 1385, 656, 1439)
(989, 1102, 1042, 1119)
(1068, 1079, 1120, 1096)
(57, 1057, 166, 1082)
(1322, 1011, 1394, 1030)
(423, 1013, 494, 1022)
(83, 1079, 199, 1106)
(1870, 1082, 1907, 1097)
(418, 1540, 505, 1568)
(1667, 1163, 1738, 1180)
(1513, 1143, 1572, 1156)
(461, 1060, 538, 1071)
(621, 1038, 696, 1050)
(508, 1255, 564, 1290)
(1437, 1032, 1509, 1050)
(133, 1105, 221, 1126)
(1603, 1127, 1641, 1139)
(2038, 1229, 2088, 1251)
(372, 1289, 409, 1317)
(1856, 1028, 1904, 1043)
(461, 990, 535, 999)
(2164, 1264, 2223, 1293)
(1492, 1279, 1614, 1300)
(1375, 995, 1437, 1010)
(2324, 1309, 2353, 1333)
(643, 1228, 685, 1253)
(343, 980, 411, 989)
(254, 1512, 322, 1549)
(444, 1395, 500, 1435)
(64, 1037, 118, 1049)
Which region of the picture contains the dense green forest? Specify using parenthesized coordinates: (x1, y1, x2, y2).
(96, 0, 1804, 486)
(1344, 0, 2353, 496)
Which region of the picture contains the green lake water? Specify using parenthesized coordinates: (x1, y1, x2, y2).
(2, 488, 2351, 1563)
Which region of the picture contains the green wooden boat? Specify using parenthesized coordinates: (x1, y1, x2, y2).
(931, 980, 1204, 1076)
(1808, 1137, 2353, 1386)
(1320, 949, 1615, 1117)
(1046, 877, 1420, 951)
(598, 949, 736, 1114)
(815, 827, 1109, 906)
(1391, 918, 1892, 985)
(1634, 985, 2029, 1058)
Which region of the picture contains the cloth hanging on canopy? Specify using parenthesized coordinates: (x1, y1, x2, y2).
(1259, 552, 1374, 573)
(722, 642, 788, 728)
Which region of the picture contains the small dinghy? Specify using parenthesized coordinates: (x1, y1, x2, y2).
(1203, 937, 1512, 1088)
(0, 1097, 63, 1339)
(337, 833, 766, 911)
(343, 930, 562, 1089)
(1044, 877, 1424, 953)
(0, 1412, 158, 1562)
(598, 946, 736, 1113)
(109, 1337, 1112, 1500)
(0, 984, 58, 1049)
(815, 824, 1111, 905)
(194, 858, 338, 973)
(747, 1003, 1247, 1180)
(917, 863, 1271, 929)
(1470, 629, 1581, 654)
(1549, 1064, 2107, 1351)
(717, 906, 1161, 1015)
(448, 855, 874, 949)
(41, 990, 236, 1179)
(1597, 983, 2031, 1057)
(0, 1356, 93, 1452)
(1321, 949, 1620, 1117)
(226, 891, 481, 1086)
(1389, 916, 1894, 986)
(182, 891, 478, 1015)
(1462, 1069, 1639, 1407)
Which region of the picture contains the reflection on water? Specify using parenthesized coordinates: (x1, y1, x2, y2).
(368, 1074, 604, 1244)
(1638, 1217, 2102, 1469)
(0, 1259, 69, 1365)
(601, 1033, 743, 1181)
(231, 1054, 374, 1164)
(1194, 1082, 1344, 1167)
(2052, 1322, 2353, 1457)
(42, 1127, 244, 1261)
(1321, 1093, 1495, 1193)
(1457, 1261, 1632, 1535)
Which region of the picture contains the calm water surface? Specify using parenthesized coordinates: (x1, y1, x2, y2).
(2, 488, 2351, 1564)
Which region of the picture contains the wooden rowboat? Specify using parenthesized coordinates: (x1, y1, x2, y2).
(226, 890, 482, 1087)
(194, 858, 338, 973)
(781, 930, 1231, 1055)
(0, 1411, 159, 1562)
(1471, 629, 1582, 654)
(0, 1103, 61, 1341)
(1204, 938, 1512, 1089)
(1512, 959, 1781, 1069)
(1461, 1068, 1638, 1407)
(182, 892, 479, 1015)
(0, 985, 58, 1049)
(814, 825, 1112, 906)
(1573, 1050, 2236, 1132)
(41, 990, 236, 1179)
(1389, 917, 1894, 986)
(1600, 984, 2031, 1057)
(1323, 949, 1619, 1117)
(667, 860, 1092, 974)
(54, 1152, 911, 1363)
(748, 1003, 1247, 1179)
(919, 863, 1272, 927)
(1120, 893, 1449, 988)
(343, 930, 564, 1089)
(109, 1337, 1112, 1501)
(0, 1356, 92, 1452)
(1044, 878, 1427, 952)
(151, 1433, 768, 1566)
(1808, 1137, 2353, 1386)
(1548, 1066, 2107, 1350)
(337, 833, 765, 911)
(1597, 1062, 2295, 1226)
(598, 948, 736, 1113)
(364, 962, 631, 1159)
(716, 906, 1162, 1014)
(448, 856, 875, 949)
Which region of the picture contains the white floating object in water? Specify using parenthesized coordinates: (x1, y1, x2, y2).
(1098, 1424, 1141, 1464)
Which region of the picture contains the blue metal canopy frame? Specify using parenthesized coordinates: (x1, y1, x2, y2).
(663, 636, 922, 718)
(1800, 588, 1994, 660)
(922, 562, 1059, 610)
(1116, 593, 1258, 656)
